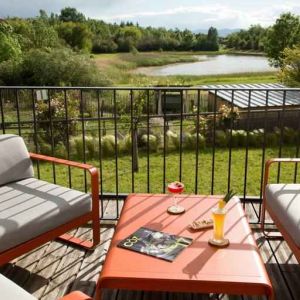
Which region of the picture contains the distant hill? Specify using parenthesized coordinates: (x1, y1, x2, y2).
(194, 28, 241, 37)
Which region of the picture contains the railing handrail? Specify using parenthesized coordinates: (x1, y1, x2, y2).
(1, 86, 300, 91)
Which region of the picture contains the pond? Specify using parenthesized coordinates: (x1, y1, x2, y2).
(135, 54, 276, 76)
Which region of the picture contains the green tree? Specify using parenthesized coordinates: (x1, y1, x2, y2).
(59, 7, 86, 22)
(0, 23, 22, 62)
(116, 26, 142, 52)
(0, 48, 110, 86)
(57, 22, 92, 52)
(206, 27, 219, 51)
(265, 13, 300, 67)
(279, 46, 300, 87)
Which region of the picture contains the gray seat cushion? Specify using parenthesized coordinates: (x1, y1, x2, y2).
(0, 273, 36, 300)
(0, 134, 34, 186)
(266, 184, 300, 247)
(0, 178, 91, 252)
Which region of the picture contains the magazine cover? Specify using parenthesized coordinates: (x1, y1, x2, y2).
(118, 227, 193, 262)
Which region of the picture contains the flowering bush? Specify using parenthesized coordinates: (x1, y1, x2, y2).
(218, 104, 239, 128)
(35, 93, 80, 144)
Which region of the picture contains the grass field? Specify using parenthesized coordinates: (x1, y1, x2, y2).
(35, 145, 299, 197)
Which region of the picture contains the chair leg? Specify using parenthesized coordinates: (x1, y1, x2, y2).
(58, 215, 100, 250)
(260, 201, 283, 240)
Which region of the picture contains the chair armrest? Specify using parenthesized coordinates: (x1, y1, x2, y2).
(59, 291, 93, 300)
(263, 158, 300, 195)
(29, 152, 99, 211)
(29, 152, 97, 175)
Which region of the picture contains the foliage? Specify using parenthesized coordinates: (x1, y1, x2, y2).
(101, 135, 116, 157)
(141, 134, 159, 152)
(35, 93, 80, 144)
(218, 104, 240, 128)
(57, 22, 92, 52)
(225, 25, 267, 51)
(278, 46, 300, 87)
(0, 22, 22, 63)
(0, 48, 110, 86)
(264, 13, 300, 67)
(59, 7, 86, 23)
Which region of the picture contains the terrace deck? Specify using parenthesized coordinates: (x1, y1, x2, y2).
(0, 200, 299, 300)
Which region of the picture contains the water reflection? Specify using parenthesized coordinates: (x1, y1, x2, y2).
(135, 54, 277, 76)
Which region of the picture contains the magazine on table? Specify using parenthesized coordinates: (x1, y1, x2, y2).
(118, 227, 193, 262)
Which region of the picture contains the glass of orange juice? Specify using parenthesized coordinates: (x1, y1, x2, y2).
(208, 206, 229, 247)
(212, 207, 227, 242)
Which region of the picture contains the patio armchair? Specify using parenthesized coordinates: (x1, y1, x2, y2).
(261, 158, 300, 263)
(0, 134, 100, 266)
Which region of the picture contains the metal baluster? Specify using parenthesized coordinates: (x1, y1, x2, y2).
(47, 89, 56, 184)
(64, 89, 72, 188)
(195, 89, 201, 194)
(277, 90, 286, 183)
(113, 90, 119, 218)
(243, 90, 251, 209)
(179, 90, 183, 182)
(31, 89, 40, 179)
(147, 90, 150, 193)
(227, 90, 234, 193)
(211, 90, 218, 195)
(80, 90, 87, 192)
(15, 89, 21, 136)
(97, 90, 104, 218)
(0, 89, 5, 134)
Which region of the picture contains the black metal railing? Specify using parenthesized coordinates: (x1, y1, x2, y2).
(1, 86, 300, 221)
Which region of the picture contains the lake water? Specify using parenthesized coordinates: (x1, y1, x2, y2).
(135, 54, 276, 76)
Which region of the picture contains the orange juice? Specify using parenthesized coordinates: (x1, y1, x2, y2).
(212, 208, 227, 242)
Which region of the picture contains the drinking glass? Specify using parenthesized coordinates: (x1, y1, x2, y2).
(167, 182, 185, 214)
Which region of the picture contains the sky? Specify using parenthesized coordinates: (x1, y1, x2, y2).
(1, 0, 300, 30)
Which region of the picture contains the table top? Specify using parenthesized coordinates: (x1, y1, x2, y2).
(99, 194, 273, 297)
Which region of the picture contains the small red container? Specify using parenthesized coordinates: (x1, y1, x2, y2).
(167, 182, 184, 194)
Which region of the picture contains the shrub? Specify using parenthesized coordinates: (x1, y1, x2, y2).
(119, 134, 132, 154)
(183, 133, 205, 150)
(85, 135, 98, 158)
(141, 134, 159, 152)
(101, 135, 116, 157)
(35, 92, 80, 145)
(0, 48, 111, 86)
(70, 136, 84, 158)
(166, 130, 179, 150)
(266, 132, 278, 147)
(218, 104, 240, 129)
(283, 127, 296, 144)
(215, 130, 228, 147)
(248, 129, 264, 147)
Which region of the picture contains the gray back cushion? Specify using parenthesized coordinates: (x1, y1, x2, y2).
(0, 134, 34, 186)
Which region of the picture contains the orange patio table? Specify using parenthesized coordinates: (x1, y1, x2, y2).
(96, 194, 273, 299)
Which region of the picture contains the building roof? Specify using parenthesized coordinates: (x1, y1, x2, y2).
(204, 83, 300, 108)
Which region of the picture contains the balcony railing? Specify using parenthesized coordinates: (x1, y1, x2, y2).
(1, 86, 300, 221)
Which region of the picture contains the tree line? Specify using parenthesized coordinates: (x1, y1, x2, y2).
(0, 7, 219, 56)
(0, 7, 300, 86)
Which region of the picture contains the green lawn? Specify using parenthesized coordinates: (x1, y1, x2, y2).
(34, 145, 299, 197)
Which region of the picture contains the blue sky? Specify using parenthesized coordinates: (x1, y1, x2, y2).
(1, 0, 300, 30)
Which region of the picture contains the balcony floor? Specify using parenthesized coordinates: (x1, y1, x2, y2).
(1, 201, 300, 300)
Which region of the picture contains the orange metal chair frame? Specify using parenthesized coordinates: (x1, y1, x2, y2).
(261, 158, 300, 263)
(0, 152, 100, 266)
(60, 291, 93, 300)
